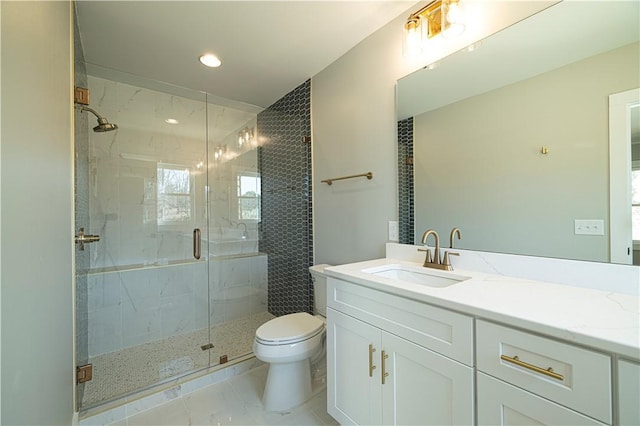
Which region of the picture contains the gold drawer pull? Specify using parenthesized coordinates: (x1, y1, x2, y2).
(381, 351, 389, 385)
(368, 344, 377, 377)
(500, 354, 564, 381)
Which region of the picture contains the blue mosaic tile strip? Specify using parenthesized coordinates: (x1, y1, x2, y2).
(397, 117, 414, 245)
(257, 80, 313, 316)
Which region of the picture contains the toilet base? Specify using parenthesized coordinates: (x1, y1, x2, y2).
(262, 359, 312, 412)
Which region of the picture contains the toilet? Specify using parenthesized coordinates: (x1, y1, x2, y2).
(253, 264, 330, 412)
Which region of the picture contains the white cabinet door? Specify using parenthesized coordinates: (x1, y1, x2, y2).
(327, 308, 382, 425)
(381, 332, 474, 426)
(477, 373, 604, 426)
(618, 359, 640, 426)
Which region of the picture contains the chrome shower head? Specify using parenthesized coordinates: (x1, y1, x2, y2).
(93, 117, 118, 132)
(76, 104, 118, 133)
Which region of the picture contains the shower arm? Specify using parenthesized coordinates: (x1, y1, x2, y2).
(75, 104, 104, 120)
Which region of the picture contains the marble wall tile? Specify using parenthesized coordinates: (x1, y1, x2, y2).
(88, 304, 122, 356)
(87, 256, 264, 356)
(160, 293, 196, 337)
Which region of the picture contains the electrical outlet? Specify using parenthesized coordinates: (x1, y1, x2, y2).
(388, 221, 399, 242)
(574, 219, 605, 236)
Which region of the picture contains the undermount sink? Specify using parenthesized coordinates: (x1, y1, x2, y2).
(362, 264, 470, 288)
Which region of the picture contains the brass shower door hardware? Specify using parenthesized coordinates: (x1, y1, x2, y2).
(74, 87, 90, 105)
(75, 228, 100, 250)
(193, 228, 201, 260)
(76, 364, 93, 383)
(201, 343, 214, 351)
(321, 172, 373, 186)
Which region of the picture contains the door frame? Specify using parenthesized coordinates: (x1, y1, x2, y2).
(609, 88, 640, 264)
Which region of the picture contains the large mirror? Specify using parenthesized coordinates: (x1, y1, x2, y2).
(397, 1, 640, 264)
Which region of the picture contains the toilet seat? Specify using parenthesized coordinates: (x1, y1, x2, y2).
(256, 312, 324, 345)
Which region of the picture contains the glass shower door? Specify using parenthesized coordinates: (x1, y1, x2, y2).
(205, 97, 272, 369)
(74, 72, 211, 410)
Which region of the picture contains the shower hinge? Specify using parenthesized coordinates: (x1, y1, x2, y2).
(220, 355, 228, 364)
(74, 87, 90, 105)
(201, 343, 214, 351)
(302, 136, 311, 144)
(76, 364, 93, 384)
(406, 156, 414, 165)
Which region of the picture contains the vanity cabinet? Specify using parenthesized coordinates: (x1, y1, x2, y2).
(476, 320, 611, 425)
(327, 278, 474, 425)
(618, 359, 640, 425)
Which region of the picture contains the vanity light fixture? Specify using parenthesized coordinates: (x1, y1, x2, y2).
(237, 127, 253, 148)
(165, 118, 179, 124)
(403, 0, 465, 55)
(213, 145, 227, 161)
(199, 53, 222, 68)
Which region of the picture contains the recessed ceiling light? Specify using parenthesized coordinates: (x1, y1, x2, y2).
(165, 118, 179, 124)
(199, 54, 221, 68)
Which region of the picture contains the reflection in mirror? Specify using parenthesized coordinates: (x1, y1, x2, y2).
(397, 1, 639, 264)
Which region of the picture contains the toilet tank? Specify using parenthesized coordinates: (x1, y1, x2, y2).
(309, 264, 331, 317)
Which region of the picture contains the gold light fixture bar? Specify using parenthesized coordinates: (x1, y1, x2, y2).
(405, 0, 463, 40)
(405, 0, 443, 39)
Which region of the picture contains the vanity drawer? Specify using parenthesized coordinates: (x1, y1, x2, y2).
(477, 372, 604, 426)
(476, 320, 611, 424)
(327, 277, 473, 366)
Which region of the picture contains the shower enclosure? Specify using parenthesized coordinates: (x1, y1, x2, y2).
(74, 69, 272, 411)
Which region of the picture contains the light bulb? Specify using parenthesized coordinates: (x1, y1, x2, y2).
(446, 3, 462, 24)
(403, 18, 423, 56)
(442, 1, 465, 38)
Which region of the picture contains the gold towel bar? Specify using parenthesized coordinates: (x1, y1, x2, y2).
(500, 354, 564, 381)
(322, 172, 373, 185)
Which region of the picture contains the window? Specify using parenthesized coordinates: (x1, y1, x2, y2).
(157, 164, 193, 226)
(237, 172, 261, 220)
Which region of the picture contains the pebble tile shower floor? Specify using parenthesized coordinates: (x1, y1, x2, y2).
(81, 312, 274, 409)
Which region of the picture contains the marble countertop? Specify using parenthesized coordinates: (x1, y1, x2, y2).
(325, 258, 640, 360)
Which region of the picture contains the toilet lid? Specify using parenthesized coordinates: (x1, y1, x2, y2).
(256, 312, 324, 344)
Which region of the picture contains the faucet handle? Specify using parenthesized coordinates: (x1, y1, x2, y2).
(442, 251, 459, 268)
(417, 247, 433, 265)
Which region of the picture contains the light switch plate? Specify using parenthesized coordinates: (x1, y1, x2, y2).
(574, 219, 605, 236)
(388, 221, 399, 242)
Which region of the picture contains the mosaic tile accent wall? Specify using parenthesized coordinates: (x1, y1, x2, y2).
(398, 117, 415, 245)
(257, 80, 313, 316)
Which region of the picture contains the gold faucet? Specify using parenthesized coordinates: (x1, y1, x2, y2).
(421, 229, 440, 266)
(419, 229, 459, 271)
(450, 227, 461, 248)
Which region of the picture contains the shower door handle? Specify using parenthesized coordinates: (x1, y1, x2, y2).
(193, 228, 201, 260)
(75, 228, 100, 251)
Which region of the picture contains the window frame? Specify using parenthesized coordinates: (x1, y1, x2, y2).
(157, 163, 195, 229)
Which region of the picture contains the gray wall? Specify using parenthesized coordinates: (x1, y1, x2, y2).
(413, 43, 639, 262)
(1, 1, 74, 424)
(311, 2, 552, 265)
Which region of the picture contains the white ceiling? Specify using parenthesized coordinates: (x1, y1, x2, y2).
(76, 1, 415, 110)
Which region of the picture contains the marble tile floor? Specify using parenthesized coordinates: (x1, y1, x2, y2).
(81, 312, 275, 409)
(89, 364, 338, 426)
